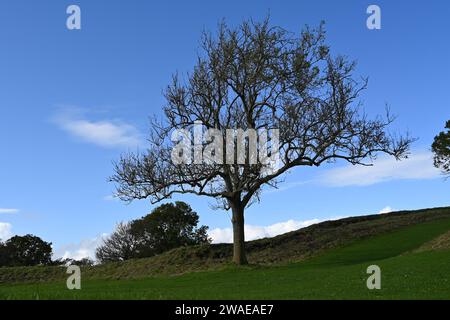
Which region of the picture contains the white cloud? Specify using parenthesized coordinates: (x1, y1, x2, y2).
(318, 151, 440, 187)
(0, 208, 19, 214)
(54, 233, 108, 261)
(209, 218, 330, 243)
(53, 110, 143, 148)
(379, 206, 394, 214)
(0, 222, 12, 241)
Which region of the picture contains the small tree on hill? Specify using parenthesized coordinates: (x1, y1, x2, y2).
(96, 202, 210, 263)
(130, 201, 210, 258)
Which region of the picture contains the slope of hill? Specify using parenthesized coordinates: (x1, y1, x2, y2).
(1, 206, 450, 290)
(415, 229, 450, 252)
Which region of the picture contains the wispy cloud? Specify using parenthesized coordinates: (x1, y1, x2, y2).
(0, 222, 12, 240)
(318, 150, 440, 187)
(0, 208, 19, 214)
(265, 150, 440, 194)
(53, 109, 143, 148)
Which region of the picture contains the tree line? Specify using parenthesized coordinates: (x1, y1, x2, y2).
(0, 202, 210, 267)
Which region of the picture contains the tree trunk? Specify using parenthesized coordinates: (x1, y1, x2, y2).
(231, 204, 248, 265)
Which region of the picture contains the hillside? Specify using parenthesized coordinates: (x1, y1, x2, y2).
(1, 206, 450, 287)
(2, 206, 450, 299)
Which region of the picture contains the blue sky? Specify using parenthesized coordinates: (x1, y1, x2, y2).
(0, 0, 449, 259)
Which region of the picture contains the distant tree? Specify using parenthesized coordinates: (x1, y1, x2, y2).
(111, 18, 413, 264)
(130, 202, 211, 258)
(95, 202, 210, 263)
(432, 120, 450, 176)
(95, 222, 138, 263)
(0, 235, 52, 267)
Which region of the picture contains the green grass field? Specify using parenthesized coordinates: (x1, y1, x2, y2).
(2, 214, 450, 300)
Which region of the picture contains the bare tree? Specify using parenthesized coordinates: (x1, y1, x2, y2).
(96, 222, 137, 263)
(112, 18, 413, 265)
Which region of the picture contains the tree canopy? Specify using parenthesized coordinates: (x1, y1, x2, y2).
(432, 120, 450, 176)
(431, 120, 450, 175)
(0, 234, 52, 267)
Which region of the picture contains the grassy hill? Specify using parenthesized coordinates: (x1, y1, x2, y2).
(1, 206, 450, 299)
